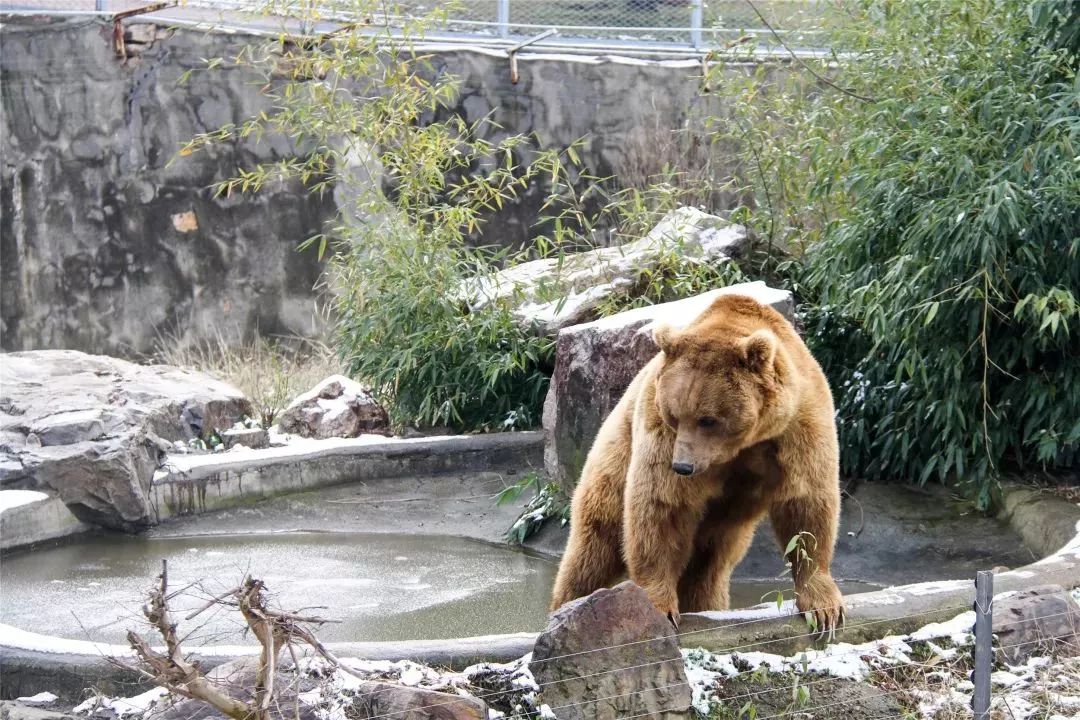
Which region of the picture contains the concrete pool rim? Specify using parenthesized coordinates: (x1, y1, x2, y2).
(0, 431, 546, 553)
(1, 483, 1078, 702)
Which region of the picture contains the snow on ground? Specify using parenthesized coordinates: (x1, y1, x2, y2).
(683, 604, 1080, 719)
(0, 489, 49, 512)
(683, 633, 918, 714)
(74, 688, 169, 718)
(52, 596, 1080, 720)
(15, 692, 58, 705)
(909, 655, 1080, 720)
(295, 653, 544, 719)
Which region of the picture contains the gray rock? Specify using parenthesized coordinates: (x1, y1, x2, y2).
(0, 350, 250, 530)
(531, 581, 691, 720)
(0, 701, 76, 720)
(461, 207, 749, 335)
(543, 282, 794, 487)
(350, 680, 488, 720)
(146, 657, 318, 720)
(79, 657, 486, 720)
(277, 375, 389, 439)
(221, 426, 269, 450)
(993, 585, 1080, 663)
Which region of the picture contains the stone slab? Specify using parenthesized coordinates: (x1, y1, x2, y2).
(0, 494, 89, 553)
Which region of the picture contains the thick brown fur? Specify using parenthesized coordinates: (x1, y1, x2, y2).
(550, 294, 844, 631)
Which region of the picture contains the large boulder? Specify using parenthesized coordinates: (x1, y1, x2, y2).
(350, 680, 487, 720)
(531, 581, 691, 720)
(0, 702, 76, 720)
(153, 658, 487, 720)
(277, 375, 390, 439)
(0, 350, 250, 530)
(993, 585, 1080, 663)
(461, 207, 748, 335)
(543, 282, 794, 487)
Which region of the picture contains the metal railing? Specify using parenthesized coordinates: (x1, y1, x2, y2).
(270, 1, 832, 48)
(1, 1, 835, 52)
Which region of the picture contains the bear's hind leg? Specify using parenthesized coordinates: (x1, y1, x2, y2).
(677, 516, 759, 613)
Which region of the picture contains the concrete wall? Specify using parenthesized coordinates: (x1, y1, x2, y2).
(421, 47, 733, 251)
(1, 15, 734, 356)
(1, 15, 335, 356)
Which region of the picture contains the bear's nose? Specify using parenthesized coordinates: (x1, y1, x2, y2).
(672, 462, 695, 476)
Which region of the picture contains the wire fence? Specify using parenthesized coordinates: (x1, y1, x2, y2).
(0, 0, 838, 52)
(47, 546, 1080, 720)
(329, 576, 1078, 720)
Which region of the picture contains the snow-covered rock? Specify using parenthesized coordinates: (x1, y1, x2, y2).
(14, 694, 58, 706)
(276, 375, 389, 440)
(461, 207, 749, 336)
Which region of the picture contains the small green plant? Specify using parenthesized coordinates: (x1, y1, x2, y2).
(502, 479, 571, 546)
(493, 471, 544, 507)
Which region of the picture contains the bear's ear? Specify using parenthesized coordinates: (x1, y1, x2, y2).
(740, 329, 777, 373)
(652, 323, 682, 356)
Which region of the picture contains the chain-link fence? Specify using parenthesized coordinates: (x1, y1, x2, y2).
(1, 1, 835, 51)
(0, 1, 163, 11)
(403, 0, 834, 46)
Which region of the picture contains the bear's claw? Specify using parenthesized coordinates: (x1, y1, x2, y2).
(796, 574, 846, 637)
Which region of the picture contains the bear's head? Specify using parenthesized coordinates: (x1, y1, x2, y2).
(651, 320, 796, 477)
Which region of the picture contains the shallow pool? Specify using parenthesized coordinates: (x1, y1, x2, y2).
(1, 531, 883, 645)
(1, 532, 559, 644)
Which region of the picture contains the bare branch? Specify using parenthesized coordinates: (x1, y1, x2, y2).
(127, 562, 252, 720)
(185, 587, 243, 621)
(126, 567, 348, 720)
(744, 0, 876, 103)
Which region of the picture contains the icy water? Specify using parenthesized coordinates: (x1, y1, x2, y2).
(0, 531, 883, 645)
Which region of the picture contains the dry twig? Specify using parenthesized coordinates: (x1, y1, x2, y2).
(121, 562, 341, 720)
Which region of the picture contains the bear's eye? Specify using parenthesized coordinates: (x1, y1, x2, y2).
(697, 416, 718, 429)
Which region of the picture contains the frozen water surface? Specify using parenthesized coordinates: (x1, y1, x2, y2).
(0, 531, 880, 645)
(0, 532, 557, 644)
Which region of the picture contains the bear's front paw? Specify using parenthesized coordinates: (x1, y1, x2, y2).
(643, 587, 681, 630)
(796, 574, 845, 638)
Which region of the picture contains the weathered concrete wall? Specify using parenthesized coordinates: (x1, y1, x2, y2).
(1, 15, 335, 356)
(1, 16, 735, 356)
(421, 47, 730, 251)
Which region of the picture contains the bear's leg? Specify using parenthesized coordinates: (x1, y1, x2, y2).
(677, 516, 760, 612)
(549, 516, 625, 611)
(549, 468, 628, 611)
(769, 492, 844, 633)
(624, 469, 706, 626)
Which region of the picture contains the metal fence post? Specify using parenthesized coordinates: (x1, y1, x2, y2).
(497, 0, 510, 39)
(972, 570, 994, 719)
(690, 0, 703, 49)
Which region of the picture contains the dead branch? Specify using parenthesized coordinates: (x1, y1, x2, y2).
(184, 587, 243, 621)
(127, 562, 252, 720)
(236, 579, 284, 720)
(124, 561, 345, 720)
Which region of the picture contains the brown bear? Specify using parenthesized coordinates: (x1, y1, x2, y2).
(549, 293, 844, 631)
